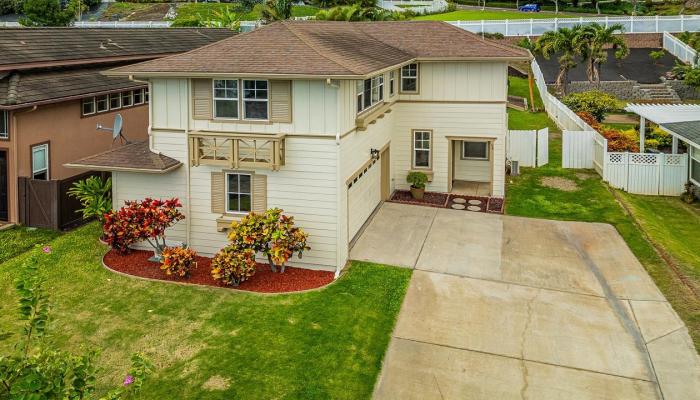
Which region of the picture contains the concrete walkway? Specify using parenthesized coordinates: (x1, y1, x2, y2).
(351, 203, 700, 400)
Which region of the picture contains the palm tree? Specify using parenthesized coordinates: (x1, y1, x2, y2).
(578, 23, 629, 84)
(534, 25, 585, 95)
(261, 0, 293, 23)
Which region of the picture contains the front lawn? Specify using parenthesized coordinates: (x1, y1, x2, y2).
(0, 226, 60, 264)
(414, 9, 575, 21)
(0, 223, 412, 399)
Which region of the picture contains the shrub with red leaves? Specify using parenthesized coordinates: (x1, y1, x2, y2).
(103, 198, 185, 255)
(576, 111, 639, 153)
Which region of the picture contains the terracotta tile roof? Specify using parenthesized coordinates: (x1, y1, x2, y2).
(0, 28, 236, 70)
(108, 21, 531, 78)
(65, 141, 182, 173)
(0, 66, 144, 107)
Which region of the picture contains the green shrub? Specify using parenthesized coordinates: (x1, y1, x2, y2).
(562, 90, 621, 122)
(211, 245, 257, 286)
(406, 171, 428, 189)
(161, 246, 198, 278)
(685, 67, 700, 88)
(68, 175, 112, 224)
(0, 0, 23, 15)
(649, 49, 665, 63)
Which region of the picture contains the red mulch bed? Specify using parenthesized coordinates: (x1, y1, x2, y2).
(388, 190, 449, 207)
(487, 197, 505, 213)
(103, 249, 334, 293)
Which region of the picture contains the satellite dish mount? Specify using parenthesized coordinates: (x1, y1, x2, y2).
(96, 114, 129, 146)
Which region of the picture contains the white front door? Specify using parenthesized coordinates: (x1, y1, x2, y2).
(348, 159, 381, 241)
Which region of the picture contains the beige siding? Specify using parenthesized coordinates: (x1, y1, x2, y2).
(151, 78, 188, 130)
(399, 62, 508, 102)
(453, 142, 492, 182)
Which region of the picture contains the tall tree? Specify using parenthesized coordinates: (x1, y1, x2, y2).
(534, 25, 585, 95)
(20, 0, 72, 26)
(578, 23, 629, 83)
(261, 0, 293, 23)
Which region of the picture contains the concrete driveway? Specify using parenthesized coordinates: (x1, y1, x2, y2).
(351, 202, 700, 400)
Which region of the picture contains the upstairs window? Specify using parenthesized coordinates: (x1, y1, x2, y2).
(96, 95, 109, 113)
(243, 80, 268, 120)
(213, 79, 239, 119)
(133, 89, 144, 105)
(357, 75, 384, 114)
(0, 110, 9, 139)
(389, 70, 396, 97)
(110, 93, 121, 110)
(81, 97, 96, 116)
(401, 63, 419, 93)
(31, 143, 49, 180)
(122, 91, 133, 107)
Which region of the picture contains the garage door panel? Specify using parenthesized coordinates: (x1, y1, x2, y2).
(348, 159, 381, 240)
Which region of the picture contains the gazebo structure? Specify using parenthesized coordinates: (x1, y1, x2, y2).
(624, 103, 700, 190)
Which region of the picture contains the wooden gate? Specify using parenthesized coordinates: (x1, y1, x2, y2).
(18, 171, 109, 230)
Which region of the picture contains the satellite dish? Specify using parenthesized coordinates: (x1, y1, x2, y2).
(96, 113, 129, 146)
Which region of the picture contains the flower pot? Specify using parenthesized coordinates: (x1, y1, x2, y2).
(410, 187, 425, 200)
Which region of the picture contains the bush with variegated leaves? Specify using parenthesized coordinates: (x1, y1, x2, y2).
(210, 245, 257, 286)
(160, 246, 197, 278)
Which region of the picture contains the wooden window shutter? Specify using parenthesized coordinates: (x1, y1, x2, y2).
(192, 79, 212, 120)
(211, 171, 225, 214)
(270, 80, 292, 123)
(252, 173, 267, 213)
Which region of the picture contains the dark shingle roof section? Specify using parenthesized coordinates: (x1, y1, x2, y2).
(65, 141, 182, 173)
(0, 28, 235, 70)
(0, 67, 144, 107)
(661, 121, 700, 147)
(108, 21, 531, 77)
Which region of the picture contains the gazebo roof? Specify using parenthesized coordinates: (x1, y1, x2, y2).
(661, 121, 700, 149)
(624, 103, 700, 149)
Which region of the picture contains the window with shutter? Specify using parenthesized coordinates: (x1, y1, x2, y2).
(212, 171, 267, 216)
(270, 80, 292, 123)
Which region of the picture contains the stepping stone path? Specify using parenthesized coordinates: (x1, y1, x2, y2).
(451, 204, 466, 210)
(468, 199, 482, 205)
(452, 198, 466, 204)
(467, 206, 481, 212)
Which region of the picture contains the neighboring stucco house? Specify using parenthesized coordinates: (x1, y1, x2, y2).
(68, 21, 530, 272)
(0, 28, 234, 228)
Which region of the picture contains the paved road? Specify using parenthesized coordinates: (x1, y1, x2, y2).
(351, 202, 700, 400)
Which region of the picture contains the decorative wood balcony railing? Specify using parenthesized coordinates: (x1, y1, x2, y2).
(189, 133, 285, 171)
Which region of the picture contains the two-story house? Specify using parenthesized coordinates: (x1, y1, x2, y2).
(67, 21, 530, 272)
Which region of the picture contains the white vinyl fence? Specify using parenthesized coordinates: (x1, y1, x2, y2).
(663, 31, 698, 66)
(531, 60, 596, 132)
(564, 130, 689, 195)
(450, 15, 700, 36)
(507, 128, 549, 167)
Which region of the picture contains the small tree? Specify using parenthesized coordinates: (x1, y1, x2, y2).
(649, 49, 665, 65)
(20, 0, 72, 26)
(562, 90, 621, 122)
(227, 208, 310, 273)
(0, 253, 153, 399)
(210, 245, 257, 286)
(68, 176, 112, 224)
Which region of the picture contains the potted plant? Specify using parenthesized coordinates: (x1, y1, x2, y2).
(406, 171, 428, 200)
(681, 181, 697, 204)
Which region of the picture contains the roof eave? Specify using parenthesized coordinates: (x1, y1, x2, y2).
(0, 84, 148, 110)
(63, 162, 182, 174)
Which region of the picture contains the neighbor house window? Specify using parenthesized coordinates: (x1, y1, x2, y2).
(357, 75, 384, 113)
(226, 172, 252, 213)
(110, 93, 121, 110)
(412, 130, 431, 169)
(81, 97, 96, 116)
(389, 70, 396, 97)
(691, 147, 700, 185)
(96, 95, 109, 112)
(0, 110, 8, 139)
(213, 79, 239, 119)
(133, 89, 144, 105)
(121, 91, 133, 107)
(462, 141, 489, 160)
(243, 80, 268, 120)
(31, 143, 49, 180)
(144, 87, 149, 103)
(401, 63, 419, 93)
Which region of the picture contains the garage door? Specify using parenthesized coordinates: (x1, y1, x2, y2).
(348, 158, 381, 240)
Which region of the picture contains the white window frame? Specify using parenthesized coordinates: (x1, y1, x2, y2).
(225, 172, 252, 214)
(81, 97, 96, 116)
(412, 130, 432, 169)
(213, 79, 240, 120)
(242, 79, 269, 121)
(96, 95, 109, 113)
(401, 63, 419, 93)
(31, 143, 49, 180)
(389, 70, 396, 97)
(691, 147, 700, 186)
(357, 74, 384, 114)
(461, 141, 489, 160)
(144, 87, 149, 103)
(109, 93, 121, 110)
(0, 110, 8, 139)
(133, 89, 144, 105)
(121, 91, 133, 108)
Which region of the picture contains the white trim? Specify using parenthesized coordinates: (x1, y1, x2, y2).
(121, 90, 134, 107)
(412, 130, 431, 169)
(81, 97, 96, 116)
(224, 172, 252, 214)
(0, 110, 9, 139)
(96, 94, 109, 112)
(461, 140, 489, 160)
(213, 79, 240, 120)
(400, 63, 419, 93)
(242, 79, 269, 121)
(109, 93, 122, 110)
(31, 143, 49, 180)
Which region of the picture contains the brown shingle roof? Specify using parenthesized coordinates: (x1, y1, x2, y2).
(107, 21, 531, 78)
(64, 141, 181, 173)
(0, 66, 144, 107)
(0, 28, 236, 70)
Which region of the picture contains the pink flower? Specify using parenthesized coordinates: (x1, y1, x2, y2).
(123, 375, 134, 386)
(42, 246, 51, 254)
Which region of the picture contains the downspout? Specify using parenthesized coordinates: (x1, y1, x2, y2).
(184, 79, 192, 246)
(12, 106, 38, 223)
(328, 78, 342, 278)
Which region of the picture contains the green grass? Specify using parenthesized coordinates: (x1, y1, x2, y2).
(0, 223, 412, 398)
(0, 226, 61, 264)
(414, 9, 575, 21)
(174, 3, 319, 22)
(507, 77, 557, 132)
